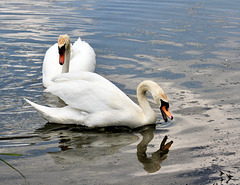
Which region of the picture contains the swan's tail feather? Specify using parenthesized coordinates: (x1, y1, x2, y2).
(24, 98, 86, 125)
(24, 98, 62, 123)
(24, 98, 47, 113)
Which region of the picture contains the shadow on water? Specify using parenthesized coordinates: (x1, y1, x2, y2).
(35, 123, 173, 173)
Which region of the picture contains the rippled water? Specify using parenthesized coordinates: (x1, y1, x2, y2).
(1, 0, 240, 184)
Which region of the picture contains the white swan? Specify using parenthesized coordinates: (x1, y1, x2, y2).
(25, 72, 173, 128)
(42, 34, 96, 87)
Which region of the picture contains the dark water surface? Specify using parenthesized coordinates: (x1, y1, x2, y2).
(1, 0, 240, 184)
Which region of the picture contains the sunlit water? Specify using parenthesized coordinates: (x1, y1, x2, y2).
(1, 0, 240, 184)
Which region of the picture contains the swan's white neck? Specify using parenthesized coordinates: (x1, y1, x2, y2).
(137, 80, 165, 124)
(61, 45, 71, 74)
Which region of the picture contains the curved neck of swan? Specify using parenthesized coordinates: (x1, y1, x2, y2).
(137, 80, 164, 124)
(61, 46, 71, 74)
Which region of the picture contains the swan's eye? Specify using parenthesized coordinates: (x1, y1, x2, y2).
(58, 44, 66, 55)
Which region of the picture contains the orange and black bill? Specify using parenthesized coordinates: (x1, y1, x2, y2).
(160, 100, 173, 122)
(58, 45, 66, 65)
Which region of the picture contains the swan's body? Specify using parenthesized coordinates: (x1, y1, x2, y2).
(42, 35, 96, 87)
(25, 72, 173, 128)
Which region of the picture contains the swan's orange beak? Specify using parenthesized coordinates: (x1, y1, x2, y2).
(58, 46, 65, 65)
(160, 105, 173, 122)
(59, 51, 65, 65)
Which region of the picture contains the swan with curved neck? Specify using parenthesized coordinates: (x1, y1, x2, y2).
(42, 34, 96, 87)
(25, 72, 173, 128)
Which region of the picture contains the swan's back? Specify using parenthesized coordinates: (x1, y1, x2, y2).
(46, 72, 142, 127)
(70, 38, 96, 73)
(47, 72, 136, 111)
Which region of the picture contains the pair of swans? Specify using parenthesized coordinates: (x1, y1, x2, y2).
(25, 35, 173, 128)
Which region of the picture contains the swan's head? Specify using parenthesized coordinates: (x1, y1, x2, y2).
(159, 99, 173, 122)
(137, 80, 173, 122)
(151, 84, 173, 122)
(58, 34, 70, 65)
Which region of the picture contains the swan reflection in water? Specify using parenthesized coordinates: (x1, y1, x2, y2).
(137, 125, 173, 173)
(36, 124, 173, 173)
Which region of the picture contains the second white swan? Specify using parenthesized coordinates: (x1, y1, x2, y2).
(25, 72, 173, 128)
(42, 34, 96, 87)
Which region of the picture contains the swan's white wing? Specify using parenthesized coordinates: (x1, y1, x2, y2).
(46, 72, 137, 113)
(42, 43, 62, 87)
(70, 38, 96, 73)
